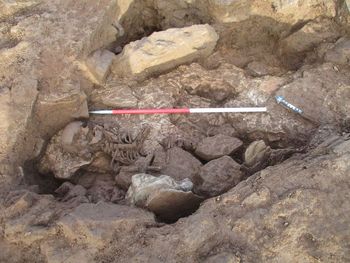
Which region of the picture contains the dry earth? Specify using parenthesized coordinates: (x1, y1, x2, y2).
(1, 0, 350, 262)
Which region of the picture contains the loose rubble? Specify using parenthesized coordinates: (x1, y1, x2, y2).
(1, 0, 350, 262)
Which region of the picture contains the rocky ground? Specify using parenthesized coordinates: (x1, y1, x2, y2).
(1, 0, 350, 262)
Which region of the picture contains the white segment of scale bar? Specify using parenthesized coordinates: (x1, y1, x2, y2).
(189, 107, 267, 113)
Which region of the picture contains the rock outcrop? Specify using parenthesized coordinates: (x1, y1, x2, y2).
(57, 202, 155, 248)
(1, 0, 350, 262)
(95, 135, 350, 262)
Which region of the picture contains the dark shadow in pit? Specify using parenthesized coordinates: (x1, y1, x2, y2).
(155, 202, 202, 224)
(23, 160, 63, 195)
(151, 192, 204, 224)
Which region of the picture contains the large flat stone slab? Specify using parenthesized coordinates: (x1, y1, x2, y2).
(112, 24, 219, 79)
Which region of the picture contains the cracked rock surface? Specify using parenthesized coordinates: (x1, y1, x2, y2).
(1, 0, 350, 262)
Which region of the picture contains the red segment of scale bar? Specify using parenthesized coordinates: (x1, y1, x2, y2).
(111, 108, 190, 114)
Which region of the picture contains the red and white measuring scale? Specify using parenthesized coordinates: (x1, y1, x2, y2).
(89, 107, 267, 115)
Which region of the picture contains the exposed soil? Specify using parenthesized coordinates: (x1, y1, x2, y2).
(1, 0, 350, 262)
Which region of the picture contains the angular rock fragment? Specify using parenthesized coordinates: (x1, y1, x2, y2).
(87, 174, 124, 203)
(57, 202, 155, 248)
(127, 174, 203, 222)
(3, 190, 56, 245)
(4, 190, 39, 218)
(35, 88, 89, 137)
(206, 123, 238, 137)
(154, 147, 202, 183)
(197, 156, 242, 197)
(72, 172, 125, 203)
(324, 37, 350, 65)
(90, 83, 138, 108)
(84, 49, 115, 84)
(195, 134, 243, 161)
(269, 0, 336, 22)
(55, 182, 88, 203)
(279, 18, 340, 66)
(112, 24, 219, 79)
(246, 61, 279, 77)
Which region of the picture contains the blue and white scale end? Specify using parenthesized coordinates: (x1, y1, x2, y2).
(275, 96, 303, 114)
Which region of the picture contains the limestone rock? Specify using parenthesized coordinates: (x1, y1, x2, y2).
(35, 88, 89, 137)
(115, 166, 145, 190)
(126, 174, 193, 206)
(204, 0, 336, 24)
(57, 202, 155, 248)
(112, 24, 219, 79)
(0, 0, 123, 174)
(246, 61, 279, 77)
(38, 122, 93, 179)
(195, 135, 243, 161)
(207, 123, 238, 137)
(55, 182, 88, 203)
(3, 190, 56, 245)
(224, 61, 350, 144)
(96, 135, 350, 262)
(155, 147, 202, 183)
(115, 154, 161, 190)
(204, 252, 241, 263)
(197, 156, 242, 197)
(279, 18, 340, 65)
(244, 140, 271, 167)
(337, 0, 350, 25)
(86, 174, 124, 203)
(183, 63, 238, 102)
(324, 37, 350, 65)
(153, 0, 336, 26)
(269, 0, 337, 23)
(0, 0, 40, 20)
(126, 174, 203, 222)
(90, 83, 138, 109)
(275, 63, 350, 125)
(84, 49, 115, 84)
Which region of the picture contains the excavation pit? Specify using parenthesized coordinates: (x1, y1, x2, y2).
(1, 0, 350, 261)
